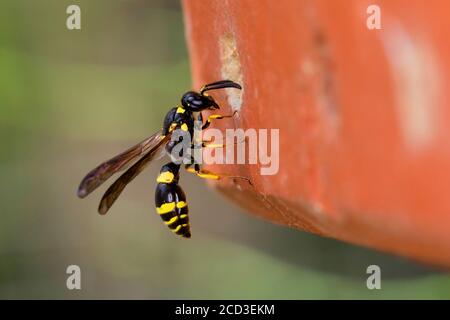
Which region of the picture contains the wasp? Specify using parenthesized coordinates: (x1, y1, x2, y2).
(77, 80, 249, 238)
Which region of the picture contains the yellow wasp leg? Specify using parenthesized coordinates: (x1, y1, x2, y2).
(185, 167, 252, 185)
(201, 136, 246, 148)
(202, 111, 237, 130)
(202, 142, 225, 148)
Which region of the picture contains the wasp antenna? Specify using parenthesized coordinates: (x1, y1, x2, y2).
(200, 80, 242, 95)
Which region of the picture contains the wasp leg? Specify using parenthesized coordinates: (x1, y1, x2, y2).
(184, 156, 201, 173)
(202, 143, 224, 148)
(189, 139, 237, 152)
(185, 166, 252, 185)
(200, 136, 246, 148)
(202, 110, 237, 130)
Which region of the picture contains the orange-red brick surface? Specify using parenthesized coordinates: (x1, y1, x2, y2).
(182, 0, 450, 267)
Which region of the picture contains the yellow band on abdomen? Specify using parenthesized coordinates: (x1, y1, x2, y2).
(165, 215, 179, 225)
(156, 202, 175, 214)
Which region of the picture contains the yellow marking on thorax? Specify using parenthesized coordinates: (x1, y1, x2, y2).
(156, 202, 175, 214)
(165, 216, 179, 225)
(179, 214, 188, 219)
(181, 123, 189, 131)
(169, 123, 177, 133)
(156, 171, 175, 183)
(176, 106, 185, 114)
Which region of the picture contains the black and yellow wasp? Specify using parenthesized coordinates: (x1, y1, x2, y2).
(77, 80, 248, 238)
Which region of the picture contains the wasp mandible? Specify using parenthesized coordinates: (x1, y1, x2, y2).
(77, 80, 249, 238)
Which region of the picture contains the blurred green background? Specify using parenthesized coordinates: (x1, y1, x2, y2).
(0, 0, 449, 299)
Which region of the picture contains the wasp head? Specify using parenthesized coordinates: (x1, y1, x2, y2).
(181, 80, 241, 112)
(181, 91, 219, 111)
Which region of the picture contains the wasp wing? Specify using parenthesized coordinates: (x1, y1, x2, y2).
(98, 134, 171, 215)
(77, 131, 167, 199)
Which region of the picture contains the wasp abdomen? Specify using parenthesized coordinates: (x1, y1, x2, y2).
(155, 164, 191, 238)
